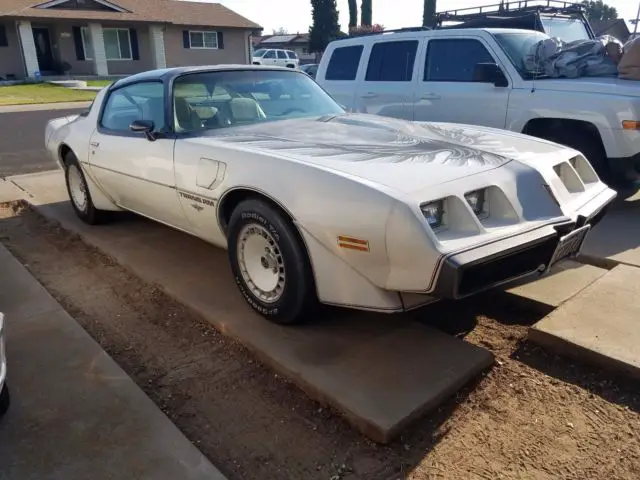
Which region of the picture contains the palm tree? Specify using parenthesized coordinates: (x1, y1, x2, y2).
(361, 0, 372, 26)
(348, 0, 358, 32)
(423, 0, 437, 28)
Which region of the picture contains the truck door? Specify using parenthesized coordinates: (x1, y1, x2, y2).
(414, 36, 510, 129)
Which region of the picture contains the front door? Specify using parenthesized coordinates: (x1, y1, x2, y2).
(87, 81, 193, 232)
(32, 27, 55, 73)
(414, 37, 510, 129)
(355, 38, 421, 121)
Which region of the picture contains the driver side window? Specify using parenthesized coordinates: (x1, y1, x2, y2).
(100, 81, 165, 133)
(263, 50, 276, 59)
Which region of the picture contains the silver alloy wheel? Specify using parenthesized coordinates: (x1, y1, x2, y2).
(237, 223, 286, 303)
(68, 164, 88, 213)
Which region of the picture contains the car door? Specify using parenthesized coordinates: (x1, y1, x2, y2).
(276, 50, 289, 66)
(87, 80, 193, 231)
(316, 44, 365, 111)
(355, 38, 421, 121)
(414, 37, 511, 128)
(262, 49, 278, 66)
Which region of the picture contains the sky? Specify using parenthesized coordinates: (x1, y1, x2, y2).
(211, 0, 639, 35)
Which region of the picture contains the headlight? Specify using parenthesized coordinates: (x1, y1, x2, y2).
(421, 200, 444, 229)
(465, 189, 486, 217)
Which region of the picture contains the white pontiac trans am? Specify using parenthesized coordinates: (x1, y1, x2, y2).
(45, 65, 616, 325)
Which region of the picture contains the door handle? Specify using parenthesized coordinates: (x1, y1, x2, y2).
(420, 93, 442, 100)
(90, 141, 100, 147)
(360, 93, 378, 98)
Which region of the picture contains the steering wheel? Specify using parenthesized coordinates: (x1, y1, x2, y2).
(279, 107, 306, 116)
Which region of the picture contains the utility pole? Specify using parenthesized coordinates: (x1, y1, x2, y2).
(635, 1, 640, 37)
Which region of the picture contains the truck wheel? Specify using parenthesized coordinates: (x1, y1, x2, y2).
(64, 152, 108, 225)
(0, 384, 10, 417)
(227, 198, 317, 325)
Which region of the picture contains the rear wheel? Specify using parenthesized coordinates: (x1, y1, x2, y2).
(227, 198, 317, 325)
(0, 384, 10, 417)
(64, 151, 108, 225)
(286, 64, 295, 68)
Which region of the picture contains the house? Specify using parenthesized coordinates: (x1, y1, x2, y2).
(253, 33, 316, 64)
(0, 0, 262, 80)
(590, 18, 631, 44)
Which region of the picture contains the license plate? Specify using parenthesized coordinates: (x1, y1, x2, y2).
(547, 225, 591, 271)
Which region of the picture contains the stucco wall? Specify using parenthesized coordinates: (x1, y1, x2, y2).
(0, 21, 26, 79)
(164, 25, 250, 67)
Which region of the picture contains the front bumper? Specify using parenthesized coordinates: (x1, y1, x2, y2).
(432, 188, 616, 300)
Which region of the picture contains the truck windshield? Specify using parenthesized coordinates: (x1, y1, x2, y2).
(492, 31, 551, 80)
(539, 16, 591, 42)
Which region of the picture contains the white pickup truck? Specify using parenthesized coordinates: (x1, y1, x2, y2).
(316, 27, 640, 186)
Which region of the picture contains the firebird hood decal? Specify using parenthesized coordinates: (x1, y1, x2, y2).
(208, 114, 516, 167)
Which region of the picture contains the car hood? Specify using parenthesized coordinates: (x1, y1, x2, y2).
(532, 76, 640, 96)
(208, 113, 573, 194)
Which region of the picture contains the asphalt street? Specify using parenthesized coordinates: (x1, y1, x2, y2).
(0, 108, 84, 178)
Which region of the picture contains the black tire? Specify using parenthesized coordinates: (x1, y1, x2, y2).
(286, 64, 295, 69)
(227, 198, 317, 325)
(64, 151, 108, 225)
(0, 384, 10, 417)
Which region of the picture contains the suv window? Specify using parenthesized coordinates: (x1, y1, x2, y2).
(277, 50, 287, 59)
(325, 45, 364, 81)
(263, 50, 276, 59)
(365, 40, 418, 82)
(425, 39, 494, 82)
(101, 81, 165, 133)
(286, 51, 298, 59)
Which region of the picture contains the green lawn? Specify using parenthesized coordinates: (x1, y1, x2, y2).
(86, 80, 113, 87)
(0, 83, 98, 106)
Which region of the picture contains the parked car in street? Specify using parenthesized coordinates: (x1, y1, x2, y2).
(0, 313, 9, 418)
(252, 48, 300, 68)
(299, 63, 319, 79)
(315, 27, 640, 186)
(45, 65, 615, 325)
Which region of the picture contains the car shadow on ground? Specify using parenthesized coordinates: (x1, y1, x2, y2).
(512, 342, 640, 415)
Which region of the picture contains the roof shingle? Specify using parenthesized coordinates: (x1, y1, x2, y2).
(0, 0, 262, 29)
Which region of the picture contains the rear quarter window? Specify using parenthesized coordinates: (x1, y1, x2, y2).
(324, 45, 364, 81)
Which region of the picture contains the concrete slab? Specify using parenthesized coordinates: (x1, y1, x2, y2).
(9, 170, 494, 443)
(529, 265, 640, 379)
(507, 260, 608, 308)
(0, 245, 226, 480)
(0, 179, 23, 203)
(581, 190, 640, 269)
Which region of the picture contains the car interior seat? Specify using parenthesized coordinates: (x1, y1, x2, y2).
(229, 97, 267, 124)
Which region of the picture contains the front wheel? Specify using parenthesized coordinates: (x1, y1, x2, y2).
(227, 198, 317, 325)
(0, 384, 10, 417)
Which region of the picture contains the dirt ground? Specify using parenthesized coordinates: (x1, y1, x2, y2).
(1, 202, 639, 480)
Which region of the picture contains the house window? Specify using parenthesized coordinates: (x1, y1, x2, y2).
(80, 26, 93, 60)
(188, 30, 218, 49)
(103, 28, 132, 60)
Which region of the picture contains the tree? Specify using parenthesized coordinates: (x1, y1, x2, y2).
(361, 0, 372, 26)
(348, 0, 358, 32)
(309, 0, 341, 53)
(272, 27, 289, 35)
(581, 0, 618, 21)
(422, 0, 437, 27)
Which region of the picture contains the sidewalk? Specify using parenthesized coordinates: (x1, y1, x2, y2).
(0, 242, 227, 480)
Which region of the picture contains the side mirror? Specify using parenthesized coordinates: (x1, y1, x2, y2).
(130, 119, 156, 141)
(473, 62, 509, 88)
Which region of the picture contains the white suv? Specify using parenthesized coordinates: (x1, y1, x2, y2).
(316, 27, 640, 186)
(252, 49, 300, 68)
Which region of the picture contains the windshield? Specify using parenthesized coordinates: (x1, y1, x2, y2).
(172, 69, 344, 133)
(493, 31, 551, 80)
(540, 16, 591, 42)
(253, 49, 267, 57)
